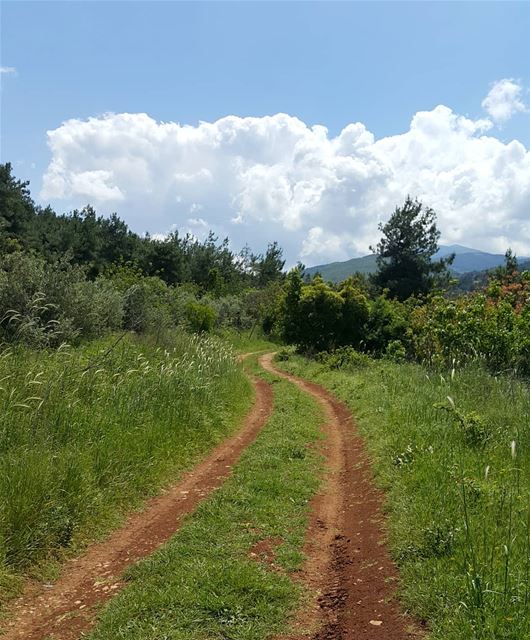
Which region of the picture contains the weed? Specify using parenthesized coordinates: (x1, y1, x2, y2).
(0, 331, 251, 595)
(87, 364, 323, 640)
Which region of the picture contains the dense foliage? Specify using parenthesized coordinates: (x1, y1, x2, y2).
(3, 162, 530, 379)
(1, 164, 285, 293)
(275, 270, 370, 352)
(277, 252, 530, 377)
(273, 199, 530, 379)
(410, 263, 530, 374)
(0, 164, 285, 346)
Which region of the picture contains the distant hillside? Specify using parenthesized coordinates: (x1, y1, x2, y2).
(456, 257, 530, 292)
(305, 245, 529, 283)
(304, 254, 378, 282)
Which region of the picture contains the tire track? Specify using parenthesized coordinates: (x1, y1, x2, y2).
(1, 373, 273, 640)
(260, 354, 420, 640)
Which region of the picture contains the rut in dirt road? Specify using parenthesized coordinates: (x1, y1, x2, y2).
(260, 354, 418, 640)
(1, 375, 273, 640)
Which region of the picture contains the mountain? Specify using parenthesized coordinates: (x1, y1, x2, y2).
(434, 245, 528, 274)
(304, 254, 378, 282)
(304, 245, 529, 283)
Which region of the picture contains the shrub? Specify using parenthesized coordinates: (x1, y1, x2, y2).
(337, 281, 370, 347)
(365, 294, 409, 355)
(316, 346, 372, 371)
(277, 275, 369, 353)
(296, 277, 343, 352)
(384, 339, 407, 363)
(0, 252, 123, 347)
(206, 294, 253, 330)
(410, 290, 530, 374)
(275, 348, 291, 362)
(185, 301, 217, 333)
(123, 277, 174, 334)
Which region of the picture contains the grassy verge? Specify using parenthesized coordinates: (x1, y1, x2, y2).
(0, 331, 251, 601)
(218, 328, 280, 354)
(87, 356, 323, 640)
(278, 354, 530, 640)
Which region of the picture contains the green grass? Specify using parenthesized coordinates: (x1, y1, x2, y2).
(278, 354, 530, 640)
(0, 331, 251, 600)
(87, 358, 323, 640)
(217, 328, 280, 354)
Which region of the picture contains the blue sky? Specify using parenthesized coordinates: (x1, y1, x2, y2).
(1, 1, 530, 263)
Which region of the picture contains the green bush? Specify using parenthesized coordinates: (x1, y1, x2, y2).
(365, 294, 409, 355)
(410, 291, 530, 374)
(123, 277, 175, 334)
(316, 346, 372, 370)
(206, 294, 253, 329)
(185, 301, 217, 333)
(0, 252, 123, 347)
(277, 274, 369, 353)
(384, 339, 407, 363)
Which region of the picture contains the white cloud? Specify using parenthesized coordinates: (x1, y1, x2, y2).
(301, 227, 353, 261)
(41, 104, 530, 265)
(0, 66, 16, 74)
(482, 79, 528, 123)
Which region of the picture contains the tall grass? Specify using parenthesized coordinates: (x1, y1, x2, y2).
(279, 355, 530, 639)
(0, 331, 250, 592)
(87, 357, 323, 640)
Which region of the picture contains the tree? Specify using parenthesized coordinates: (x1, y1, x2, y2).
(0, 164, 288, 294)
(371, 197, 453, 301)
(296, 276, 343, 352)
(278, 267, 303, 344)
(256, 241, 285, 287)
(337, 280, 370, 347)
(0, 162, 35, 251)
(492, 248, 519, 284)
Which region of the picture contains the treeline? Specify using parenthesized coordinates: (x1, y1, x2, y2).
(276, 261, 530, 374)
(1, 163, 284, 292)
(4, 160, 529, 377)
(274, 200, 530, 377)
(0, 163, 285, 346)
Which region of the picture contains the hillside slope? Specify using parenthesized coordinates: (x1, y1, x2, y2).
(305, 245, 528, 282)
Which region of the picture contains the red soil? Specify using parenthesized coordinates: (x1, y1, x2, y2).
(1, 375, 273, 640)
(260, 354, 421, 640)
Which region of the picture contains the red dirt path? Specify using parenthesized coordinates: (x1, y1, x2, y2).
(0, 375, 273, 640)
(260, 354, 421, 640)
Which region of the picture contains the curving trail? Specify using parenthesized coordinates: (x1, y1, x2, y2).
(1, 374, 273, 640)
(260, 354, 418, 640)
(1, 352, 417, 640)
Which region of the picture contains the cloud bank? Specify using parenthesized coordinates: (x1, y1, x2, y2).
(41, 96, 530, 265)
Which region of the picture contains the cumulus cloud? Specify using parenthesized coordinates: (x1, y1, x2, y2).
(482, 79, 528, 123)
(41, 105, 530, 265)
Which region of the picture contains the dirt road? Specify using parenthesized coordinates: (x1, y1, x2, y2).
(1, 376, 273, 640)
(2, 353, 416, 640)
(261, 354, 417, 640)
